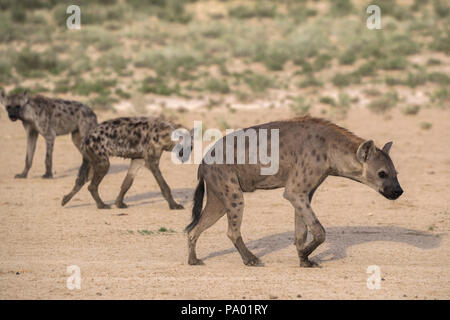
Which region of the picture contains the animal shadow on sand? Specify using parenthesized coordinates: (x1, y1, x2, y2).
(52, 164, 129, 179)
(202, 226, 442, 263)
(64, 188, 193, 209)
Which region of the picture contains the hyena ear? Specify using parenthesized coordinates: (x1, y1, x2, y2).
(0, 89, 5, 105)
(382, 141, 393, 154)
(20, 90, 30, 104)
(356, 140, 376, 163)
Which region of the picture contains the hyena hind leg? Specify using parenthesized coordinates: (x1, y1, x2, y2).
(71, 130, 82, 152)
(115, 158, 144, 208)
(61, 157, 91, 207)
(87, 159, 111, 209)
(187, 190, 226, 265)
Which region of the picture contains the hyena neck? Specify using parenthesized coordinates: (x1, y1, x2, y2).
(328, 132, 364, 181)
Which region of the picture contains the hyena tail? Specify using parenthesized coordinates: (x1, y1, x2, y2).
(61, 157, 91, 206)
(185, 176, 205, 233)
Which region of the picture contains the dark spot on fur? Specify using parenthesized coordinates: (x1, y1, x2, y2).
(230, 178, 237, 184)
(231, 203, 237, 208)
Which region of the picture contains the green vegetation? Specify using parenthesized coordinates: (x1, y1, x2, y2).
(420, 122, 433, 130)
(0, 0, 447, 113)
(401, 105, 421, 115)
(289, 96, 311, 115)
(367, 91, 399, 114)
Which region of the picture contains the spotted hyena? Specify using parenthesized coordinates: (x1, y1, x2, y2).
(62, 116, 192, 210)
(0, 90, 98, 179)
(186, 116, 403, 267)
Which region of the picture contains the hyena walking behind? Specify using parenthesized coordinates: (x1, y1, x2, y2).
(186, 117, 403, 267)
(62, 116, 190, 210)
(1, 90, 97, 178)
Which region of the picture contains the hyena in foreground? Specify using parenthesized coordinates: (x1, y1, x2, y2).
(0, 90, 98, 178)
(62, 116, 191, 209)
(186, 116, 403, 267)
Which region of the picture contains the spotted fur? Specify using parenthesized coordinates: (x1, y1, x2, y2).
(0, 90, 97, 178)
(62, 116, 187, 210)
(186, 117, 403, 267)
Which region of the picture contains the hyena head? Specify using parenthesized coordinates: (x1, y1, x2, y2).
(0, 90, 32, 122)
(356, 140, 403, 200)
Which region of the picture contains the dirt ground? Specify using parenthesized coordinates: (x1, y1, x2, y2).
(0, 107, 449, 300)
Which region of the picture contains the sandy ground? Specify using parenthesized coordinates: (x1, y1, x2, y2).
(0, 107, 449, 300)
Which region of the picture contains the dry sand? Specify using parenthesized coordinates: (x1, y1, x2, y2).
(0, 107, 449, 299)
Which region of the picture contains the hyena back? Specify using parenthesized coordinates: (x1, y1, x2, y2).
(0, 90, 97, 178)
(62, 116, 189, 210)
(186, 116, 403, 267)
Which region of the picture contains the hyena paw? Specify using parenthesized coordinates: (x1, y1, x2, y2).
(42, 173, 53, 179)
(188, 258, 205, 266)
(97, 203, 111, 210)
(14, 173, 27, 179)
(170, 203, 184, 210)
(115, 202, 128, 209)
(244, 256, 263, 267)
(300, 258, 320, 268)
(61, 195, 71, 206)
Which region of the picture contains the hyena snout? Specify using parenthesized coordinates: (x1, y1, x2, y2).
(6, 105, 21, 121)
(380, 182, 403, 200)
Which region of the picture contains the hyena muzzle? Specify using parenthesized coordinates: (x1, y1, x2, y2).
(61, 116, 192, 210)
(0, 90, 98, 179)
(186, 116, 403, 267)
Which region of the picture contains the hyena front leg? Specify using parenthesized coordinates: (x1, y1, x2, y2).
(115, 158, 144, 208)
(284, 190, 325, 268)
(42, 134, 55, 179)
(222, 181, 262, 266)
(16, 125, 38, 179)
(146, 156, 184, 210)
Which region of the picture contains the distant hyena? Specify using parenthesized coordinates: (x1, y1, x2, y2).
(186, 117, 403, 267)
(0, 90, 98, 178)
(62, 116, 192, 210)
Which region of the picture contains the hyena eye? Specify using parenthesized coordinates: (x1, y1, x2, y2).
(378, 171, 388, 179)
